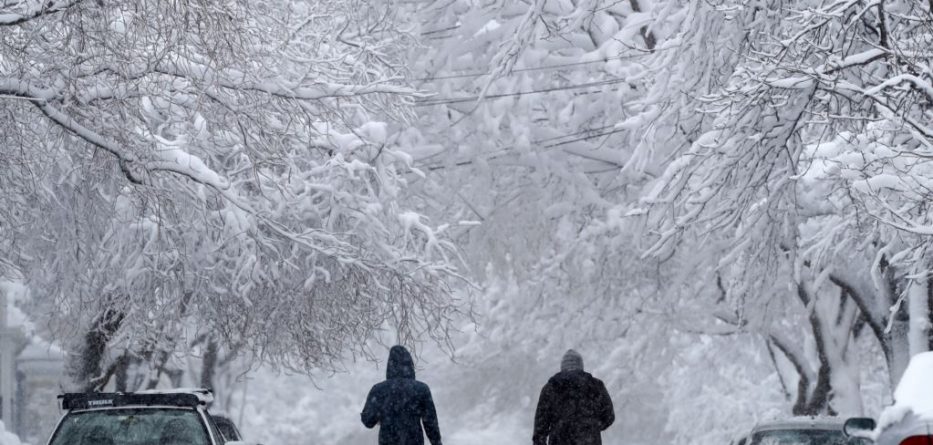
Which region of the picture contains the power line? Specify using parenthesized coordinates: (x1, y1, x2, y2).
(415, 77, 629, 107)
(418, 124, 619, 163)
(538, 124, 618, 144)
(411, 54, 641, 82)
(542, 127, 626, 149)
(420, 25, 460, 36)
(420, 125, 626, 171)
(410, 123, 618, 165)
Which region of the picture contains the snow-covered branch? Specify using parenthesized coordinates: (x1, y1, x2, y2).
(0, 77, 234, 189)
(2, 0, 467, 373)
(0, 77, 144, 183)
(864, 74, 933, 102)
(0, 0, 81, 26)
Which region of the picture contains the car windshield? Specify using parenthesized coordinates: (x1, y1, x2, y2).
(751, 429, 855, 445)
(49, 408, 211, 445)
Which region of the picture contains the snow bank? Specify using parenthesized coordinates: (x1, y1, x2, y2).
(0, 421, 25, 445)
(875, 352, 933, 436)
(0, 279, 35, 334)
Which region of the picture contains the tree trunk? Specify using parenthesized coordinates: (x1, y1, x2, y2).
(781, 280, 862, 416)
(114, 353, 130, 392)
(928, 281, 933, 351)
(800, 364, 833, 416)
(144, 291, 193, 389)
(69, 309, 124, 391)
(201, 340, 218, 390)
(908, 274, 931, 356)
(886, 308, 911, 387)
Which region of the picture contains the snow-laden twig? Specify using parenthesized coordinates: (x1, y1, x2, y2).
(0, 0, 82, 26)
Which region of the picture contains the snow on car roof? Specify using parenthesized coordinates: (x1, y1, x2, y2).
(893, 353, 933, 419)
(60, 391, 210, 410)
(875, 352, 933, 438)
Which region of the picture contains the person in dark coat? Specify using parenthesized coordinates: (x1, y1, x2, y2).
(533, 349, 615, 445)
(361, 345, 442, 445)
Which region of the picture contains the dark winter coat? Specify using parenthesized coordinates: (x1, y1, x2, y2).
(533, 370, 615, 445)
(361, 346, 442, 445)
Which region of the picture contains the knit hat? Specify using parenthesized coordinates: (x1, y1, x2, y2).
(561, 349, 584, 372)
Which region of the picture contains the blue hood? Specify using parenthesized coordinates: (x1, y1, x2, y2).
(386, 345, 415, 379)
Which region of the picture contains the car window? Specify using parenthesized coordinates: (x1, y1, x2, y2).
(752, 429, 851, 445)
(49, 408, 211, 445)
(211, 417, 242, 442)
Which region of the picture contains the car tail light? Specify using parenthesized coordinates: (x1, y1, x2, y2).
(900, 436, 933, 445)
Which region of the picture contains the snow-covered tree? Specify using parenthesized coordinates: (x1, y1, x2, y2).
(404, 0, 932, 426)
(628, 0, 933, 406)
(395, 1, 708, 442)
(0, 0, 466, 384)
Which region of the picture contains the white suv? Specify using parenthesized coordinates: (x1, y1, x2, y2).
(46, 389, 248, 445)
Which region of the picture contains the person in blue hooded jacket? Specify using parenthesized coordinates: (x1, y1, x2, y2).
(361, 345, 442, 445)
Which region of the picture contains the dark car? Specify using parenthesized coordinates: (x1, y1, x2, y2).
(210, 415, 243, 442)
(739, 418, 871, 445)
(46, 389, 247, 445)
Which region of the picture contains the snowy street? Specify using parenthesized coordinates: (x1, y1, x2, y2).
(3, 1, 933, 445)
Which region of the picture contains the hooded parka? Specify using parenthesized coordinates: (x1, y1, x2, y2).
(361, 346, 442, 445)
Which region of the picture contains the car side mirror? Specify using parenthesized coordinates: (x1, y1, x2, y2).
(844, 417, 877, 438)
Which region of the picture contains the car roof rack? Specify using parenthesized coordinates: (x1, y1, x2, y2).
(59, 388, 213, 410)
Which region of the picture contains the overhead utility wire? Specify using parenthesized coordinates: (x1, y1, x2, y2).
(411, 54, 640, 82)
(412, 123, 618, 164)
(414, 77, 629, 107)
(420, 25, 460, 36)
(421, 125, 627, 171)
